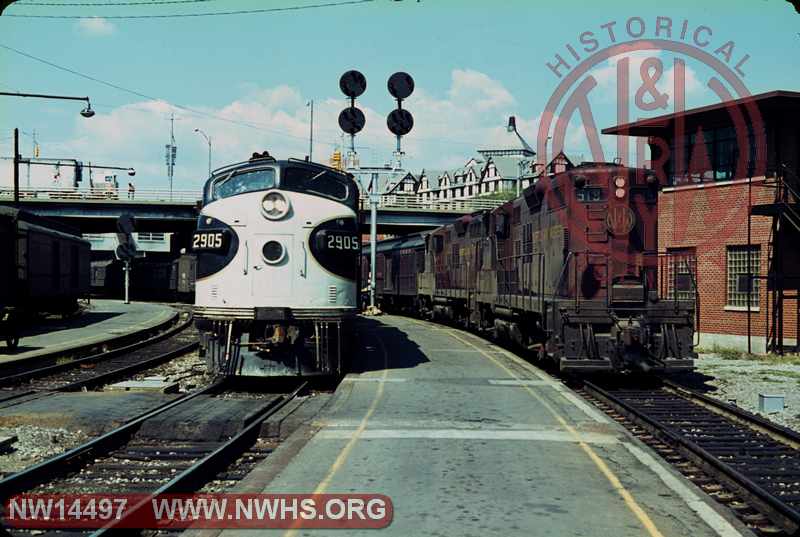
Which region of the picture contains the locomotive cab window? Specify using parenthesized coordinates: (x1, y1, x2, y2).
(281, 166, 350, 203)
(576, 187, 605, 202)
(211, 168, 275, 201)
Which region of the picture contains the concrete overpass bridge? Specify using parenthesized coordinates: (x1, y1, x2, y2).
(0, 187, 505, 234)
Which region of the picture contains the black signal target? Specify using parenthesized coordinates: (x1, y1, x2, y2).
(339, 70, 367, 98)
(387, 72, 415, 100)
(338, 107, 366, 135)
(387, 108, 414, 136)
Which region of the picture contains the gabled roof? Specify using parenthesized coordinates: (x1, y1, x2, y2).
(419, 169, 446, 190)
(545, 151, 575, 174)
(384, 172, 419, 194)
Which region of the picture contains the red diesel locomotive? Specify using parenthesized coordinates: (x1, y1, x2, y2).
(366, 162, 698, 374)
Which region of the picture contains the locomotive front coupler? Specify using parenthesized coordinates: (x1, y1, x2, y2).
(610, 315, 646, 349)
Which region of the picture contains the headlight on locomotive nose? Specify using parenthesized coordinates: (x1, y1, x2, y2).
(262, 240, 285, 264)
(614, 176, 626, 188)
(261, 191, 290, 220)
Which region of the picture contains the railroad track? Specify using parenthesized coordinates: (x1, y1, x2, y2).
(581, 379, 800, 536)
(0, 312, 199, 405)
(1, 307, 188, 379)
(0, 379, 308, 537)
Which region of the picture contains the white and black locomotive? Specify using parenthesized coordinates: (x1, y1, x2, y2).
(193, 152, 360, 376)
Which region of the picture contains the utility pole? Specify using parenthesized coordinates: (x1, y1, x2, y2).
(165, 113, 177, 199)
(307, 99, 314, 162)
(517, 159, 530, 197)
(13, 128, 20, 206)
(27, 129, 37, 188)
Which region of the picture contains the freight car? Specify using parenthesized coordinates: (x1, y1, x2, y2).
(367, 163, 698, 374)
(0, 206, 91, 348)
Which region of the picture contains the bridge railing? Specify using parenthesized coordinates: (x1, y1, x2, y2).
(0, 187, 506, 212)
(0, 187, 201, 203)
(359, 195, 505, 212)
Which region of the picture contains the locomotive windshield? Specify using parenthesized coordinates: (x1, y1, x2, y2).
(202, 160, 357, 207)
(281, 166, 350, 203)
(576, 187, 605, 202)
(211, 168, 276, 201)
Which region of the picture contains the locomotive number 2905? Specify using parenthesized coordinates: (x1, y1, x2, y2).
(326, 234, 359, 251)
(192, 231, 226, 251)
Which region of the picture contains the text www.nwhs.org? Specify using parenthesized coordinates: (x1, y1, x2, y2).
(6, 494, 393, 529)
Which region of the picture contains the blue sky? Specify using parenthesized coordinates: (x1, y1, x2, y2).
(0, 0, 798, 191)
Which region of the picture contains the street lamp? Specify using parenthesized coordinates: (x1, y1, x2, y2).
(2, 92, 96, 206)
(0, 92, 95, 119)
(306, 100, 314, 162)
(194, 128, 211, 177)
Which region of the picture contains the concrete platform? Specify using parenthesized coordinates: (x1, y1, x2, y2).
(0, 391, 177, 435)
(0, 300, 177, 365)
(220, 315, 753, 537)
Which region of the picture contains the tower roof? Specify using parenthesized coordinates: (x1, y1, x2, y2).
(477, 117, 536, 157)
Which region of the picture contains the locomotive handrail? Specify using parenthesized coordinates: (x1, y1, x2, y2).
(554, 251, 574, 301)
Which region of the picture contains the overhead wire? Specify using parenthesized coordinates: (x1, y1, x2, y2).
(0, 43, 480, 157)
(14, 0, 219, 6)
(3, 0, 373, 19)
(0, 43, 354, 150)
(0, 33, 501, 163)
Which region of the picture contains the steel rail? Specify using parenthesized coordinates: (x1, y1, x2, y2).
(0, 378, 227, 501)
(583, 381, 800, 534)
(56, 341, 198, 392)
(663, 380, 800, 450)
(89, 381, 308, 536)
(0, 311, 191, 387)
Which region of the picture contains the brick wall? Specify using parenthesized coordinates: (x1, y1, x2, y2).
(658, 178, 798, 351)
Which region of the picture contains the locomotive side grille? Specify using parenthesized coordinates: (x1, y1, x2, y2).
(328, 285, 338, 304)
(211, 285, 218, 299)
(195, 306, 254, 319)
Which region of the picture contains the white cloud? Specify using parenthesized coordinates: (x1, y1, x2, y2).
(75, 17, 116, 37)
(447, 69, 515, 111)
(0, 69, 542, 190)
(588, 48, 707, 107)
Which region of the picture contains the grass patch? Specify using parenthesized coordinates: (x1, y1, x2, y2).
(757, 369, 800, 380)
(760, 377, 784, 383)
(698, 344, 800, 364)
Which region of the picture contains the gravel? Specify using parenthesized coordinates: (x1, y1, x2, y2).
(0, 425, 88, 474)
(126, 349, 213, 392)
(684, 353, 800, 431)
